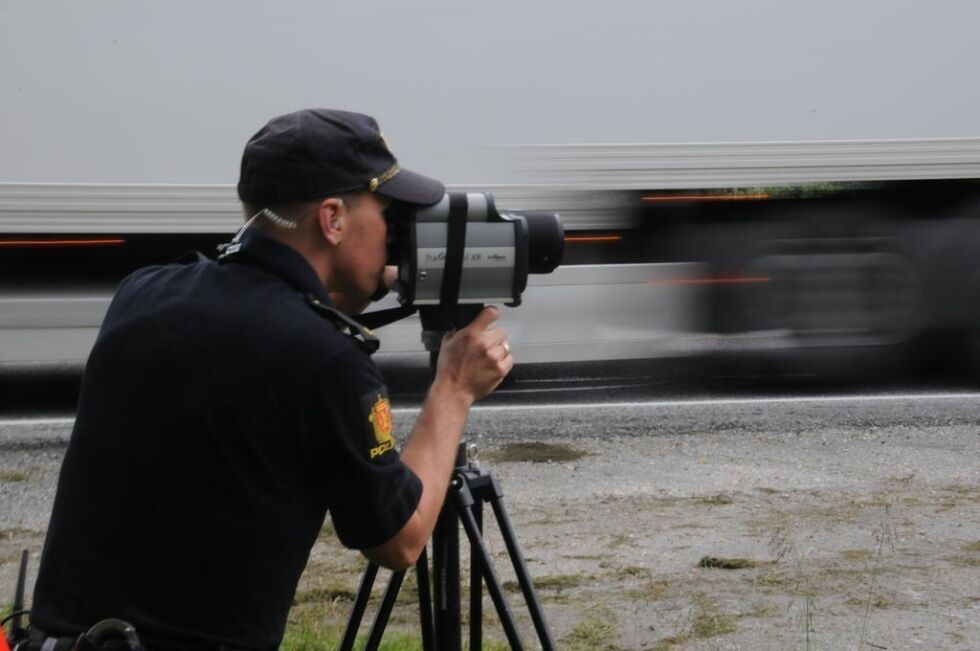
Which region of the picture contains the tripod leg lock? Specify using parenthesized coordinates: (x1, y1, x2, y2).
(452, 475, 476, 510)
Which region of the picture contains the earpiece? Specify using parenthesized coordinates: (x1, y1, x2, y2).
(255, 208, 298, 230)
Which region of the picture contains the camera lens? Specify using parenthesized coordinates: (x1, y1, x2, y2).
(521, 212, 564, 274)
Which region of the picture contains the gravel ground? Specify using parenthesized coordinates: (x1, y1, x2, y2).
(2, 396, 979, 649)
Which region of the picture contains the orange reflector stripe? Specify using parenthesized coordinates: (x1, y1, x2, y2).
(642, 194, 770, 203)
(564, 234, 623, 243)
(649, 276, 772, 286)
(0, 238, 127, 248)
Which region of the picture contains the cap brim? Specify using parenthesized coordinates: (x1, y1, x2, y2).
(375, 167, 445, 206)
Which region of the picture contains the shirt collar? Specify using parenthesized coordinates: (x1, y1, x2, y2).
(225, 227, 333, 305)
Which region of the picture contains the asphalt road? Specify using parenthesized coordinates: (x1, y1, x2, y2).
(2, 352, 978, 415)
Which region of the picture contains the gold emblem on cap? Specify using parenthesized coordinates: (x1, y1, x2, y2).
(369, 164, 401, 192)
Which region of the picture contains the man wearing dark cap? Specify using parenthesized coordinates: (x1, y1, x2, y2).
(27, 109, 513, 650)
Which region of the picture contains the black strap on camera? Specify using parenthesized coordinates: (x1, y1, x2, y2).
(439, 193, 469, 308)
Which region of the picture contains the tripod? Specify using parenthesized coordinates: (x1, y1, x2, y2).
(340, 310, 556, 650)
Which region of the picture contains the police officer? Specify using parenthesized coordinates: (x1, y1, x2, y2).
(27, 109, 513, 650)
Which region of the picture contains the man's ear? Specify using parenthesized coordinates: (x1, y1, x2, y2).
(317, 198, 345, 246)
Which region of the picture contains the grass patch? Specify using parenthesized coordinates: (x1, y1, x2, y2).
(942, 484, 978, 496)
(699, 494, 735, 505)
(612, 565, 647, 578)
(886, 473, 916, 485)
(281, 605, 509, 650)
(655, 635, 684, 650)
(840, 548, 873, 561)
(846, 595, 895, 609)
(655, 596, 736, 649)
(484, 442, 587, 464)
(751, 573, 794, 589)
(281, 607, 343, 650)
(537, 591, 573, 605)
(0, 528, 41, 541)
(504, 573, 593, 594)
(961, 540, 980, 553)
(671, 522, 711, 530)
(936, 485, 980, 509)
(563, 615, 622, 651)
(526, 516, 581, 526)
(698, 556, 768, 569)
(606, 533, 631, 549)
(534, 574, 592, 590)
(0, 469, 30, 482)
(741, 604, 780, 618)
(691, 597, 736, 639)
(947, 555, 980, 568)
(292, 584, 357, 604)
(626, 579, 669, 602)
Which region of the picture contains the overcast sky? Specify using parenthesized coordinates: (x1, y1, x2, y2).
(2, 1, 979, 185)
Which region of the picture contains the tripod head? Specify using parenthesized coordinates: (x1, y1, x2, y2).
(418, 304, 486, 353)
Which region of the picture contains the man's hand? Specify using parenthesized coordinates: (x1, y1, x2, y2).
(433, 306, 513, 404)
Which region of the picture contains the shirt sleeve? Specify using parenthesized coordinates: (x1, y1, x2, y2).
(301, 347, 422, 550)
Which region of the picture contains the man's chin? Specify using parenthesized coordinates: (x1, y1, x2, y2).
(327, 291, 371, 316)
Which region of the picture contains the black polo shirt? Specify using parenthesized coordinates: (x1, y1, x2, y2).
(31, 228, 422, 650)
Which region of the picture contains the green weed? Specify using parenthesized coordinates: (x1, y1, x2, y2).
(484, 442, 587, 464)
(0, 469, 30, 482)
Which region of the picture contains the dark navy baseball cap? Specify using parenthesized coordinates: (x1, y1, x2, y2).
(237, 109, 445, 207)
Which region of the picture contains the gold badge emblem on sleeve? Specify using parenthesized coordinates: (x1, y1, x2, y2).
(368, 394, 395, 458)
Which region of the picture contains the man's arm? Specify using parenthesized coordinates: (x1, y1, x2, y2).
(362, 307, 512, 570)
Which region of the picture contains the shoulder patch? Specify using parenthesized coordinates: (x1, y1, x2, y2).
(361, 388, 395, 459)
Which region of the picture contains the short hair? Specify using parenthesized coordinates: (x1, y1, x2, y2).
(241, 192, 367, 232)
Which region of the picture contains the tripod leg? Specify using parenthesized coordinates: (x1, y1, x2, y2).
(415, 547, 435, 651)
(433, 501, 462, 651)
(489, 487, 557, 651)
(470, 500, 483, 651)
(340, 563, 379, 651)
(364, 569, 406, 651)
(455, 486, 525, 650)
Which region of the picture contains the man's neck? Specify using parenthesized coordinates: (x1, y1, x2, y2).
(261, 227, 333, 291)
